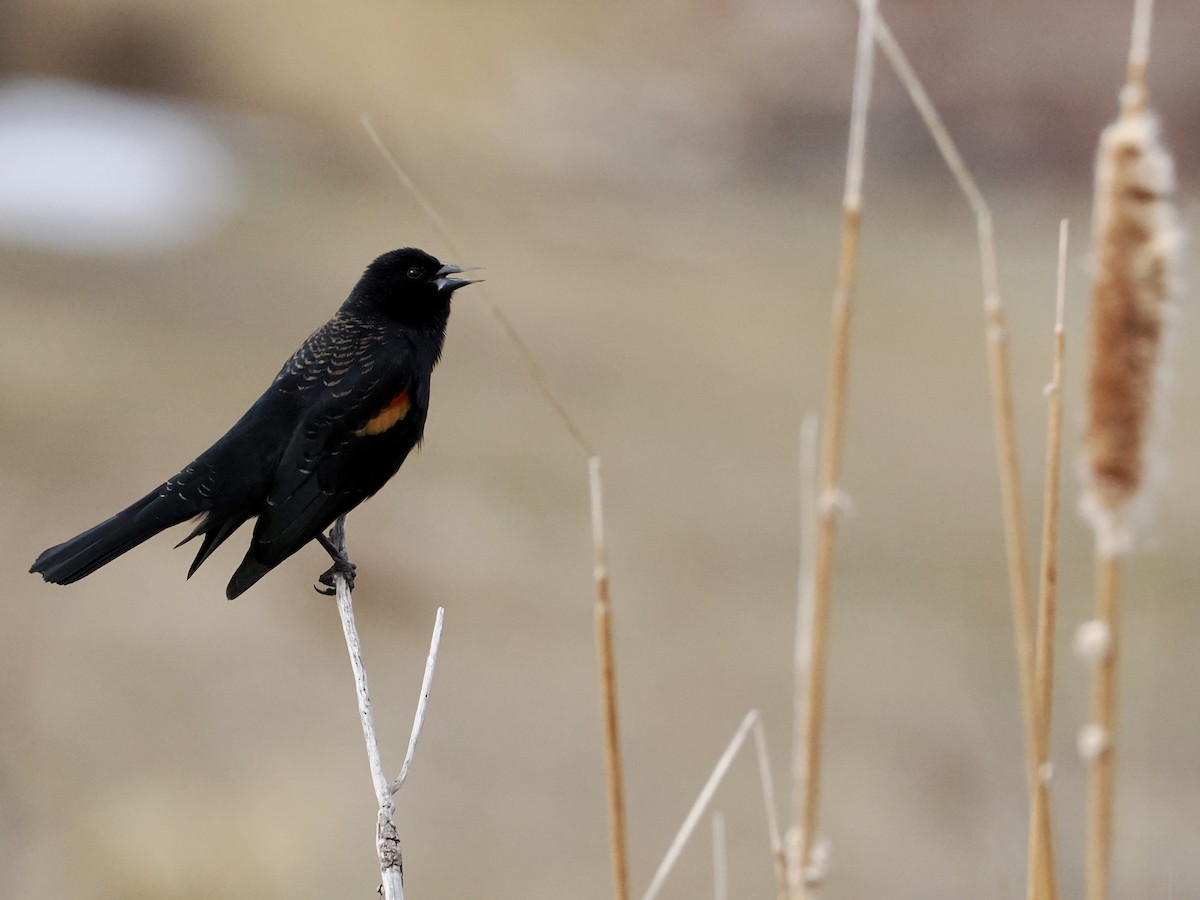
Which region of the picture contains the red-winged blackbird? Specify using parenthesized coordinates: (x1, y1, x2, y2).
(31, 247, 475, 599)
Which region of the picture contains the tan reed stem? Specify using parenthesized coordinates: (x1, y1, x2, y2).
(1084, 556, 1120, 900)
(1025, 220, 1069, 900)
(982, 238, 1041, 792)
(851, 14, 1068, 896)
(799, 1, 876, 888)
(1084, 557, 1119, 900)
(590, 457, 629, 900)
(801, 205, 856, 875)
(855, 0, 1042, 798)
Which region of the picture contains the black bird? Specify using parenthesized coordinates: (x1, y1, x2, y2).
(31, 247, 475, 599)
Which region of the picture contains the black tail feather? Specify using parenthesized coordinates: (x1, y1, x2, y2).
(226, 553, 271, 600)
(179, 513, 249, 579)
(30, 490, 195, 585)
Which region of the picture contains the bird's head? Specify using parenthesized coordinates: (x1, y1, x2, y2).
(352, 247, 478, 325)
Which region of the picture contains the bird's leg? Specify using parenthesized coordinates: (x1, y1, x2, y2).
(315, 530, 356, 595)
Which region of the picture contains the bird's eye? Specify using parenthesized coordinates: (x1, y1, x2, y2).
(405, 266, 424, 280)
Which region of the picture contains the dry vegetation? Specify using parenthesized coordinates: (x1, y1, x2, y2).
(1, 2, 1197, 899)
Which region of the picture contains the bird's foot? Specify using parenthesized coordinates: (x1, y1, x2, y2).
(315, 557, 356, 596)
(314, 527, 356, 595)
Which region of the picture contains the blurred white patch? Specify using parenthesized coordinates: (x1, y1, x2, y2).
(1076, 724, 1109, 761)
(0, 77, 237, 255)
(1073, 619, 1112, 663)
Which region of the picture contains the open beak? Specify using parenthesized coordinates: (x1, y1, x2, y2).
(434, 263, 482, 294)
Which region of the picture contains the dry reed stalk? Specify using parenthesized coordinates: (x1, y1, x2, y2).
(798, 2, 876, 888)
(848, 2, 1043, 793)
(640, 701, 787, 900)
(643, 711, 763, 900)
(1081, 558, 1120, 900)
(751, 716, 789, 900)
(1025, 220, 1070, 900)
(589, 457, 630, 900)
(850, 11, 1069, 896)
(1079, 3, 1178, 897)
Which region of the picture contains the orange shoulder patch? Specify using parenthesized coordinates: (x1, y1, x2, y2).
(355, 390, 411, 436)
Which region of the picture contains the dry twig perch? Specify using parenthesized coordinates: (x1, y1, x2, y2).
(329, 516, 446, 899)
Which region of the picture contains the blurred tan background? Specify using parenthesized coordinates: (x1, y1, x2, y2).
(2, 1, 1197, 897)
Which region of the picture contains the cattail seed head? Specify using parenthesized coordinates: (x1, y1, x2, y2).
(1081, 109, 1180, 556)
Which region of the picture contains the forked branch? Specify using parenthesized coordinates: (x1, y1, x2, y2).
(329, 516, 446, 899)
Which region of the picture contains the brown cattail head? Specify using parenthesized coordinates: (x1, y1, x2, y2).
(1082, 109, 1180, 556)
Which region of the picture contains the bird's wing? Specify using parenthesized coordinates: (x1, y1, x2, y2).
(247, 352, 424, 562)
